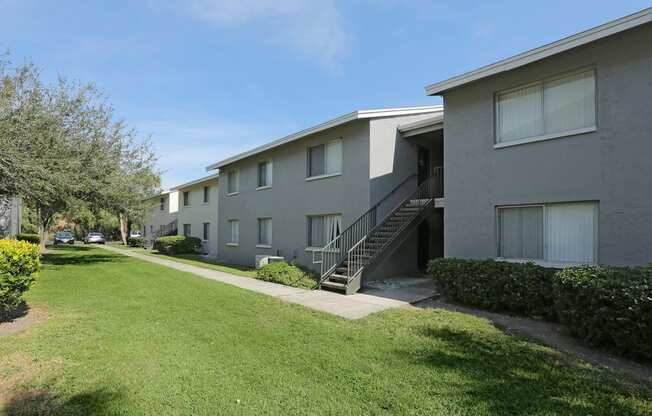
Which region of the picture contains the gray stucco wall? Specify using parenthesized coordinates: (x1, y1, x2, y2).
(0, 196, 21, 238)
(443, 22, 652, 266)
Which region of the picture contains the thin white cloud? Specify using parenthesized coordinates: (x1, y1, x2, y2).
(161, 0, 350, 67)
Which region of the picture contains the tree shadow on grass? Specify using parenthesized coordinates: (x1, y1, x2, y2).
(398, 325, 651, 415)
(4, 387, 123, 416)
(42, 251, 126, 266)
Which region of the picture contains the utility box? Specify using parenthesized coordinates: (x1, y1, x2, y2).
(255, 255, 285, 269)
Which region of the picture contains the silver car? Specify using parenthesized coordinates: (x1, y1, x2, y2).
(84, 232, 106, 244)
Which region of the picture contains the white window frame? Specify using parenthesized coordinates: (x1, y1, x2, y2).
(306, 139, 343, 181)
(226, 170, 239, 196)
(183, 191, 191, 207)
(256, 217, 272, 248)
(159, 197, 165, 211)
(494, 68, 597, 149)
(227, 220, 239, 246)
(496, 202, 599, 267)
(256, 160, 273, 190)
(183, 223, 191, 237)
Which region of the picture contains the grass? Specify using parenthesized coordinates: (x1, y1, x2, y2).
(0, 246, 650, 415)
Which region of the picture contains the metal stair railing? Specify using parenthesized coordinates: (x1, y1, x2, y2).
(316, 174, 417, 287)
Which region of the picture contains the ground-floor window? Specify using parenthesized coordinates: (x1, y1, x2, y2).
(228, 220, 239, 245)
(257, 218, 272, 246)
(497, 201, 598, 265)
(307, 214, 342, 247)
(183, 224, 191, 237)
(203, 222, 210, 241)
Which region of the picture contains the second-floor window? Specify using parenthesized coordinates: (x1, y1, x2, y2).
(308, 139, 342, 178)
(495, 69, 596, 145)
(227, 170, 239, 195)
(307, 214, 342, 247)
(159, 197, 165, 211)
(257, 160, 272, 188)
(203, 186, 210, 203)
(183, 191, 190, 207)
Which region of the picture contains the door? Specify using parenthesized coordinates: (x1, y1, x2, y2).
(417, 146, 430, 185)
(417, 220, 430, 271)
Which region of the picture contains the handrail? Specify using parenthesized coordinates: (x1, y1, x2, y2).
(317, 173, 417, 286)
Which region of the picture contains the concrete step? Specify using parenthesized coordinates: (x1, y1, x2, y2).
(321, 280, 347, 293)
(329, 273, 348, 284)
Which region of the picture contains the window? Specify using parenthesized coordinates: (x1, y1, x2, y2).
(307, 214, 342, 247)
(203, 222, 210, 241)
(149, 225, 154, 236)
(497, 202, 598, 265)
(227, 170, 239, 195)
(308, 139, 342, 178)
(257, 218, 272, 246)
(496, 69, 596, 145)
(257, 160, 272, 188)
(159, 197, 165, 211)
(183, 191, 190, 207)
(183, 223, 191, 237)
(203, 186, 210, 203)
(228, 220, 239, 245)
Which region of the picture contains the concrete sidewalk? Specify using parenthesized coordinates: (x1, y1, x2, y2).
(100, 245, 418, 319)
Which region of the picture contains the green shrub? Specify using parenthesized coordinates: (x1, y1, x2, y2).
(256, 262, 318, 289)
(153, 236, 201, 255)
(0, 239, 40, 309)
(15, 233, 40, 244)
(427, 258, 556, 319)
(554, 266, 652, 360)
(128, 236, 146, 248)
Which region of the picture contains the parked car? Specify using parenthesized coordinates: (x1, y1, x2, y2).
(84, 232, 106, 244)
(54, 231, 75, 245)
(129, 230, 142, 238)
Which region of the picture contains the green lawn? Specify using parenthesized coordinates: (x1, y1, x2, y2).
(1, 246, 650, 415)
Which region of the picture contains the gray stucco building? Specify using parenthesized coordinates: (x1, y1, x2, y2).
(426, 7, 652, 267)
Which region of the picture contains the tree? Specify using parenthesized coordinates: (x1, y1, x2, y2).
(0, 58, 160, 251)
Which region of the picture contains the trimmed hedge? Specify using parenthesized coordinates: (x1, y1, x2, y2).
(554, 266, 652, 360)
(427, 258, 556, 319)
(153, 236, 201, 255)
(0, 239, 40, 309)
(128, 236, 146, 248)
(256, 262, 318, 289)
(15, 233, 41, 244)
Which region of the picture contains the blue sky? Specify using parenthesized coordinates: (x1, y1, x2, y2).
(1, 0, 650, 188)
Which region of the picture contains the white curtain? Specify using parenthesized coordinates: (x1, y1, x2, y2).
(324, 214, 342, 244)
(546, 202, 597, 264)
(325, 139, 342, 174)
(499, 206, 543, 259)
(497, 84, 543, 143)
(544, 70, 595, 135)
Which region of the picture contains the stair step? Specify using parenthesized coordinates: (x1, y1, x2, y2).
(329, 273, 349, 284)
(321, 280, 347, 292)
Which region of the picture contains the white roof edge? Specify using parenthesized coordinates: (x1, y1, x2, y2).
(142, 190, 171, 202)
(206, 105, 443, 170)
(398, 113, 444, 133)
(425, 7, 652, 95)
(170, 173, 220, 191)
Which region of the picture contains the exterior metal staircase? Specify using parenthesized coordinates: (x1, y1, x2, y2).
(316, 168, 443, 295)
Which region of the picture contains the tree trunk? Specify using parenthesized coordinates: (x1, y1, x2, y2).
(119, 213, 128, 245)
(36, 207, 51, 253)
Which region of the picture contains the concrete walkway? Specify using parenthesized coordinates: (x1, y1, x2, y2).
(100, 245, 424, 319)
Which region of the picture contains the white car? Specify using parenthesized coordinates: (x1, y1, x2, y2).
(129, 230, 142, 238)
(84, 232, 106, 244)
